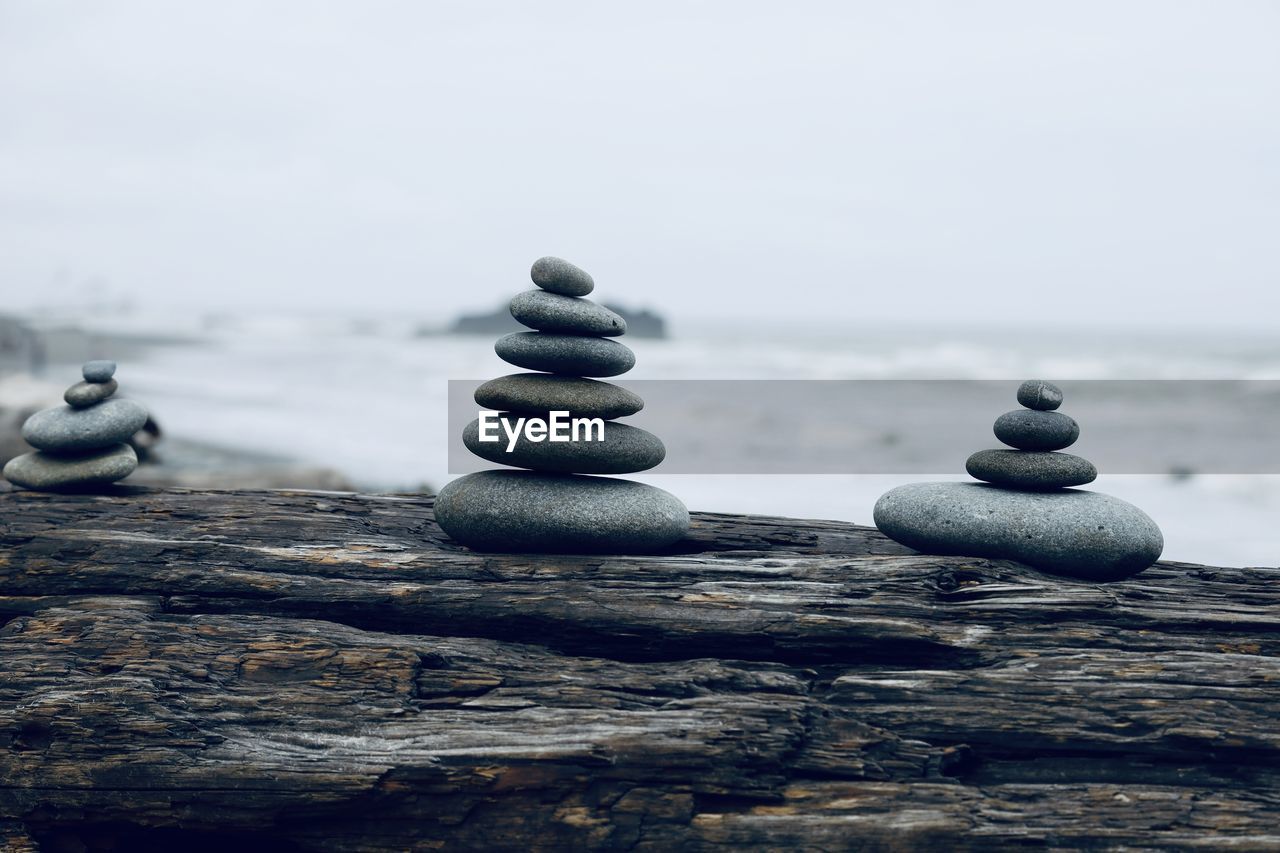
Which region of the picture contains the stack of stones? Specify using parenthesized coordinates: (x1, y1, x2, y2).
(874, 379, 1164, 581)
(3, 361, 148, 491)
(964, 379, 1097, 490)
(435, 257, 689, 553)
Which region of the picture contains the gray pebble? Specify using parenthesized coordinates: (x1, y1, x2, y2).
(3, 444, 137, 490)
(434, 470, 689, 553)
(64, 379, 118, 409)
(475, 374, 643, 419)
(1017, 379, 1064, 411)
(531, 256, 595, 297)
(82, 360, 118, 383)
(495, 332, 635, 377)
(873, 482, 1163, 580)
(463, 414, 665, 474)
(966, 449, 1097, 489)
(993, 409, 1080, 451)
(510, 290, 626, 336)
(21, 397, 149, 452)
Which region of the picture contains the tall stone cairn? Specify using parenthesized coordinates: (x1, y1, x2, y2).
(435, 257, 689, 553)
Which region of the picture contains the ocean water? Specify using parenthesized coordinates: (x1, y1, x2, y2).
(18, 306, 1280, 568)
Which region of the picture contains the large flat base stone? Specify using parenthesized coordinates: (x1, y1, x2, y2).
(3, 444, 138, 491)
(435, 470, 690, 554)
(873, 482, 1163, 580)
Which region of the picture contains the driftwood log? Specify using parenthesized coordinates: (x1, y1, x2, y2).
(1, 487, 1277, 851)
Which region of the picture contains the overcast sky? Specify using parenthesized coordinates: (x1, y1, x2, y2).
(1, 1, 1277, 328)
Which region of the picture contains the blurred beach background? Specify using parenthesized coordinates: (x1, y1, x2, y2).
(2, 2, 1277, 566)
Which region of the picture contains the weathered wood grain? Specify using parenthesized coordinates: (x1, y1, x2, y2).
(1, 486, 1277, 850)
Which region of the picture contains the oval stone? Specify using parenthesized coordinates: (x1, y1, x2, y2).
(3, 444, 137, 491)
(509, 290, 626, 336)
(965, 449, 1097, 489)
(873, 482, 1163, 580)
(464, 415, 665, 474)
(1017, 379, 1064, 411)
(495, 332, 635, 377)
(64, 379, 118, 408)
(22, 397, 149, 452)
(531, 256, 594, 297)
(475, 374, 643, 419)
(434, 470, 689, 553)
(994, 409, 1079, 451)
(83, 360, 118, 383)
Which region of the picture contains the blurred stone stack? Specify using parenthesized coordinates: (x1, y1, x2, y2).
(435, 256, 689, 552)
(874, 379, 1163, 581)
(3, 360, 148, 490)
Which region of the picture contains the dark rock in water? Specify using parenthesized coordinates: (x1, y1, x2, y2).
(966, 449, 1097, 489)
(463, 415, 665, 474)
(3, 444, 137, 490)
(993, 409, 1080, 451)
(83, 360, 117, 383)
(873, 482, 1163, 580)
(475, 374, 643, 419)
(22, 397, 148, 452)
(434, 469, 689, 553)
(495, 332, 635, 377)
(1017, 380, 1064, 411)
(128, 415, 163, 463)
(600, 304, 665, 338)
(446, 302, 668, 338)
(509, 290, 626, 336)
(64, 379, 118, 408)
(531, 256, 594, 297)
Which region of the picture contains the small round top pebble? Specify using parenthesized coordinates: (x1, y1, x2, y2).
(531, 256, 594, 297)
(1016, 379, 1063, 411)
(83, 360, 117, 383)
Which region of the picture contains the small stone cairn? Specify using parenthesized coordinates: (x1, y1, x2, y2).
(435, 257, 689, 552)
(3, 361, 148, 490)
(874, 380, 1163, 580)
(964, 379, 1096, 489)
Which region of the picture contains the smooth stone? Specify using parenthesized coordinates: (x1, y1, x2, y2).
(1017, 379, 1064, 411)
(966, 449, 1097, 489)
(3, 444, 137, 490)
(463, 414, 665, 474)
(873, 482, 1163, 580)
(531, 256, 594, 297)
(495, 332, 635, 377)
(21, 397, 149, 452)
(83, 360, 118, 383)
(434, 470, 689, 553)
(993, 409, 1080, 451)
(64, 378, 118, 408)
(475, 374, 643, 419)
(509, 290, 626, 336)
